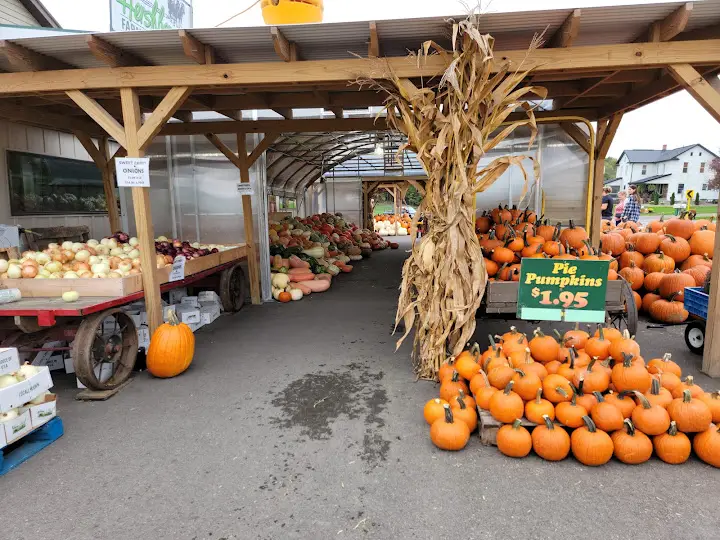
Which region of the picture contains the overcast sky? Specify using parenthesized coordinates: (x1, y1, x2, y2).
(41, 0, 720, 159)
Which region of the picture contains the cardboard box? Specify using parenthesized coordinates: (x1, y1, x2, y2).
(175, 306, 200, 325)
(168, 287, 188, 305)
(21, 394, 57, 428)
(198, 290, 222, 310)
(0, 409, 32, 448)
(137, 327, 150, 349)
(188, 322, 204, 333)
(77, 363, 112, 389)
(200, 304, 221, 325)
(0, 347, 20, 376)
(64, 355, 75, 374)
(129, 312, 148, 328)
(0, 366, 53, 413)
(180, 296, 200, 308)
(32, 341, 66, 371)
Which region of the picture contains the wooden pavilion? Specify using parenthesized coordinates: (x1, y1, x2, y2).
(0, 2, 719, 372)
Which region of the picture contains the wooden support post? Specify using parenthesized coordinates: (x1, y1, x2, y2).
(120, 87, 162, 334)
(590, 113, 623, 246)
(237, 133, 261, 305)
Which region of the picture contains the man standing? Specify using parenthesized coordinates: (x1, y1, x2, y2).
(601, 187, 614, 220)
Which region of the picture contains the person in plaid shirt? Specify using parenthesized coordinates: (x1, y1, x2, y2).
(621, 185, 641, 223)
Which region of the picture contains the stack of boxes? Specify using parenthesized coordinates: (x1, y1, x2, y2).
(0, 347, 57, 449)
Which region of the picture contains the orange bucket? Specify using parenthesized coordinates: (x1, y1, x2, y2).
(261, 0, 324, 25)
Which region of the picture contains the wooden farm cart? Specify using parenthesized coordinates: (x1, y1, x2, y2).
(481, 280, 638, 336)
(0, 246, 248, 391)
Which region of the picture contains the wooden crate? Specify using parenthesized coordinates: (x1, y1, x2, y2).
(0, 245, 247, 298)
(477, 409, 537, 446)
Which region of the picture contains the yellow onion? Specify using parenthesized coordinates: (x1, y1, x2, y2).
(7, 265, 22, 279)
(21, 265, 38, 278)
(131, 258, 142, 269)
(74, 249, 90, 262)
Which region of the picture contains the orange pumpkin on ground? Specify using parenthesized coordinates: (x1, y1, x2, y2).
(146, 308, 195, 378)
(496, 419, 532, 458)
(532, 415, 571, 461)
(430, 405, 470, 451)
(653, 421, 691, 464)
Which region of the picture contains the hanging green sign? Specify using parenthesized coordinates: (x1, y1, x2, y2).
(517, 259, 610, 323)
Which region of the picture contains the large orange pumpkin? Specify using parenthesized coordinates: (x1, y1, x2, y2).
(689, 229, 715, 256)
(664, 217, 696, 240)
(147, 309, 195, 378)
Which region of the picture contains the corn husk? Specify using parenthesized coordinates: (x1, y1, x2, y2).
(365, 16, 546, 379)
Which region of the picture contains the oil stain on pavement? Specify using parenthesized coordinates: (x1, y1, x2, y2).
(270, 362, 390, 469)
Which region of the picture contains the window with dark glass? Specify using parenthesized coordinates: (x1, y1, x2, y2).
(683, 162, 688, 173)
(677, 183, 684, 194)
(700, 162, 706, 173)
(7, 151, 110, 216)
(641, 164, 647, 175)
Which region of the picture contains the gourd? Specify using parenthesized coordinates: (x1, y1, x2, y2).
(430, 405, 470, 451)
(289, 288, 303, 301)
(496, 419, 532, 458)
(301, 246, 325, 259)
(653, 421, 691, 464)
(146, 308, 195, 378)
(571, 415, 614, 466)
(271, 273, 291, 289)
(611, 419, 653, 465)
(531, 414, 570, 461)
(62, 290, 80, 302)
(298, 280, 330, 293)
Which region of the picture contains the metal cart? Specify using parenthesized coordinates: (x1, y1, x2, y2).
(0, 260, 247, 390)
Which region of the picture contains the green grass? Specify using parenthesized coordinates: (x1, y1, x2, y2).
(644, 205, 717, 217)
(373, 203, 394, 215)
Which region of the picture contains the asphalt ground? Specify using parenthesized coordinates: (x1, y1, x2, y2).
(2, 236, 719, 540)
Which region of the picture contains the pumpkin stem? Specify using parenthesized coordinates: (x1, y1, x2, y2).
(512, 418, 523, 430)
(451, 370, 460, 383)
(587, 357, 598, 373)
(443, 404, 454, 424)
(542, 414, 555, 430)
(534, 388, 543, 404)
(623, 418, 636, 436)
(165, 307, 180, 326)
(524, 348, 533, 364)
(470, 343, 481, 360)
(634, 391, 652, 409)
(621, 352, 634, 368)
(581, 415, 597, 432)
(514, 368, 527, 377)
(667, 420, 678, 436)
(650, 377, 661, 395)
(553, 329, 563, 342)
(568, 347, 577, 369)
(685, 375, 694, 386)
(504, 380, 515, 395)
(577, 377, 586, 395)
(456, 393, 467, 410)
(682, 389, 692, 403)
(556, 386, 568, 398)
(597, 326, 605, 341)
(593, 391, 605, 402)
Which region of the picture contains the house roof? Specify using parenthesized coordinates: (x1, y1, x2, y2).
(604, 177, 622, 185)
(619, 144, 719, 164)
(18, 0, 60, 28)
(629, 173, 671, 185)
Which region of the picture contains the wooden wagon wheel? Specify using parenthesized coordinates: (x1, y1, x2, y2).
(219, 262, 246, 313)
(72, 308, 137, 391)
(607, 279, 638, 337)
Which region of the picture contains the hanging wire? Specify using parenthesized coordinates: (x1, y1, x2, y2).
(215, 0, 263, 27)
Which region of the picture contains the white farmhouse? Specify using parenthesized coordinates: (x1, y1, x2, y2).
(606, 144, 719, 203)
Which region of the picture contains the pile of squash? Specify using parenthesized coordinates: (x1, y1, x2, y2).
(374, 214, 412, 237)
(601, 214, 714, 324)
(476, 206, 609, 282)
(425, 325, 720, 467)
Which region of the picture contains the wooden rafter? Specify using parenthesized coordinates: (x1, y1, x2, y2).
(271, 27, 298, 62)
(86, 35, 146, 67)
(272, 107, 294, 119)
(178, 30, 224, 65)
(549, 9, 581, 48)
(66, 90, 127, 147)
(0, 101, 100, 135)
(136, 86, 192, 151)
(369, 22, 380, 57)
(0, 40, 72, 72)
(668, 64, 720, 122)
(248, 134, 279, 167)
(205, 133, 242, 168)
(559, 122, 590, 154)
(2, 40, 719, 94)
(638, 2, 693, 42)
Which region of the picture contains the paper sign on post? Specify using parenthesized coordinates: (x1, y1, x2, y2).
(0, 225, 20, 248)
(116, 158, 150, 187)
(169, 256, 186, 282)
(237, 183, 253, 196)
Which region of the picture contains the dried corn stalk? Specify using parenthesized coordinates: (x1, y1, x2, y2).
(365, 16, 546, 379)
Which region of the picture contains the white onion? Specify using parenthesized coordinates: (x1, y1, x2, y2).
(156, 235, 168, 242)
(34, 274, 46, 279)
(61, 241, 73, 250)
(62, 291, 79, 302)
(106, 238, 118, 249)
(38, 269, 50, 277)
(122, 245, 133, 253)
(71, 242, 84, 252)
(74, 249, 90, 262)
(0, 374, 18, 389)
(91, 263, 110, 275)
(35, 253, 50, 265)
(110, 247, 124, 256)
(87, 239, 99, 247)
(30, 392, 51, 406)
(44, 261, 62, 273)
(95, 245, 109, 256)
(100, 238, 109, 246)
(128, 249, 140, 259)
(0, 260, 8, 273)
(88, 256, 100, 266)
(0, 409, 19, 422)
(17, 363, 39, 381)
(48, 243, 59, 250)
(118, 262, 133, 273)
(7, 265, 22, 279)
(129, 237, 139, 247)
(63, 271, 79, 279)
(77, 270, 92, 278)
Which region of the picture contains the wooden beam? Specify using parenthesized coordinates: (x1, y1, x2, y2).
(86, 35, 146, 68)
(73, 131, 106, 167)
(2, 40, 720, 95)
(248, 133, 279, 167)
(99, 137, 120, 234)
(667, 64, 720, 123)
(329, 107, 344, 118)
(642, 3, 693, 42)
(0, 40, 72, 72)
(272, 108, 294, 119)
(204, 133, 242, 169)
(369, 22, 380, 57)
(237, 133, 261, 305)
(211, 90, 383, 111)
(120, 87, 162, 334)
(590, 114, 622, 246)
(271, 27, 298, 62)
(549, 9, 581, 48)
(66, 90, 127, 147)
(559, 122, 590, 154)
(179, 30, 207, 64)
(136, 86, 192, 151)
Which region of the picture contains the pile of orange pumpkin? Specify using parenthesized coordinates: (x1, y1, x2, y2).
(476, 206, 610, 282)
(424, 324, 720, 467)
(601, 214, 714, 324)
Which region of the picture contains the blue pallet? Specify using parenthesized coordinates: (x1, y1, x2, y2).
(0, 417, 63, 476)
(684, 287, 708, 320)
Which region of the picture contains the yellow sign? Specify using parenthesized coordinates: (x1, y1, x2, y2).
(686, 190, 695, 211)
